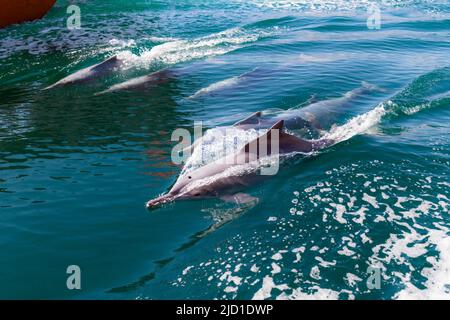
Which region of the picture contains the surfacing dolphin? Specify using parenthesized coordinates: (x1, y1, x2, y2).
(43, 56, 123, 90)
(146, 120, 333, 210)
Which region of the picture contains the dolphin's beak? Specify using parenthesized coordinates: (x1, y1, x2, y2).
(145, 194, 174, 210)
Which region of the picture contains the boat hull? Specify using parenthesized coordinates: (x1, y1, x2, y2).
(0, 0, 57, 28)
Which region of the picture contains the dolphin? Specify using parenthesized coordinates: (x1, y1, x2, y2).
(188, 67, 262, 99)
(272, 81, 383, 130)
(95, 68, 175, 95)
(43, 55, 123, 90)
(235, 82, 382, 131)
(182, 82, 381, 155)
(146, 120, 333, 210)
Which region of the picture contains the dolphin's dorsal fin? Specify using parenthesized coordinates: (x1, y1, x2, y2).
(270, 119, 284, 131)
(242, 120, 284, 155)
(242, 119, 334, 155)
(92, 55, 120, 71)
(234, 111, 262, 126)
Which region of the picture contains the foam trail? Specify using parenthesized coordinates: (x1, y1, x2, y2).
(318, 93, 442, 146)
(120, 27, 266, 68)
(322, 101, 391, 144)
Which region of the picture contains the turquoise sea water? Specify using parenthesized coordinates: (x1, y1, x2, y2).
(0, 0, 449, 299)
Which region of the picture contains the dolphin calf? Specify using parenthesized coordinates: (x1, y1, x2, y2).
(43, 55, 123, 90)
(146, 120, 333, 210)
(95, 68, 175, 95)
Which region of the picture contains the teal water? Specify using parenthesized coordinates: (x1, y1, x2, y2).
(0, 0, 449, 299)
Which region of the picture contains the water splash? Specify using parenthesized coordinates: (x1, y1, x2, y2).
(118, 27, 274, 69)
(322, 101, 390, 144)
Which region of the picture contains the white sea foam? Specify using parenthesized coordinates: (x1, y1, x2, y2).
(277, 286, 341, 300)
(147, 36, 180, 43)
(365, 188, 450, 300)
(395, 229, 450, 300)
(345, 273, 363, 287)
(120, 27, 270, 68)
(252, 276, 289, 300)
(181, 127, 260, 174)
(322, 101, 390, 144)
(245, 0, 434, 13)
(177, 154, 449, 300)
(108, 38, 136, 48)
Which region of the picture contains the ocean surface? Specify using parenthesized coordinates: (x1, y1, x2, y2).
(0, 0, 449, 299)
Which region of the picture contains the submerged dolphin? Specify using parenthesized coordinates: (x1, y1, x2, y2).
(273, 81, 382, 130)
(43, 56, 123, 90)
(146, 120, 333, 210)
(95, 68, 175, 95)
(188, 67, 262, 99)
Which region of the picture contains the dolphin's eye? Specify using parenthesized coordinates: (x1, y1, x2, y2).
(188, 176, 192, 179)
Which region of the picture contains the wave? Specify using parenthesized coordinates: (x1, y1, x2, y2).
(323, 84, 450, 144)
(118, 27, 275, 68)
(243, 0, 448, 12)
(323, 102, 389, 144)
